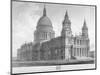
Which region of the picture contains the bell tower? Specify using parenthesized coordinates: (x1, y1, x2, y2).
(82, 19, 88, 38)
(82, 19, 90, 57)
(61, 10, 72, 37)
(61, 10, 72, 60)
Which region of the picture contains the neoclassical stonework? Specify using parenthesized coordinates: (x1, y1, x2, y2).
(17, 6, 90, 61)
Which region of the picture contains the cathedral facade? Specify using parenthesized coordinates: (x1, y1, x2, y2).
(17, 6, 90, 61)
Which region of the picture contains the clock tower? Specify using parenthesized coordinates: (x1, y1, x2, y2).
(61, 10, 72, 60)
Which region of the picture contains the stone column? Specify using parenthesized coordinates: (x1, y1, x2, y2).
(79, 48, 80, 57)
(79, 40, 80, 45)
(76, 48, 77, 56)
(82, 48, 84, 57)
(81, 48, 83, 57)
(85, 48, 87, 57)
(45, 32, 46, 39)
(87, 48, 88, 57)
(84, 48, 85, 56)
(45, 32, 47, 39)
(75, 48, 76, 56)
(80, 48, 83, 56)
(79, 48, 81, 57)
(77, 48, 78, 56)
(77, 48, 79, 56)
(74, 48, 76, 56)
(50, 32, 51, 39)
(43, 32, 45, 39)
(74, 48, 75, 56)
(80, 40, 81, 45)
(72, 48, 74, 56)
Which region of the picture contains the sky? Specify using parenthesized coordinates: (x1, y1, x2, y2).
(12, 1, 95, 57)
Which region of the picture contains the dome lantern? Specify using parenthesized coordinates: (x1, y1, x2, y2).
(43, 5, 46, 16)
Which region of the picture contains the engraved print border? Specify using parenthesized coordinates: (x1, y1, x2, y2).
(11, 0, 97, 74)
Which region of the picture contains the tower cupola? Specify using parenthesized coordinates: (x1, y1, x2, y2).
(82, 19, 88, 38)
(61, 10, 72, 37)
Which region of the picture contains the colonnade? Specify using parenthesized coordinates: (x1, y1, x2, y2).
(74, 39, 87, 45)
(72, 47, 88, 57)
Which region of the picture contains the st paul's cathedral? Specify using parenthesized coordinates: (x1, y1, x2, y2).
(17, 6, 90, 61)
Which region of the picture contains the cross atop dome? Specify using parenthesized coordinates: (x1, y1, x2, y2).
(43, 4, 46, 16)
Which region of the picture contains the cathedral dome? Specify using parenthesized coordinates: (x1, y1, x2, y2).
(34, 6, 55, 43)
(36, 6, 52, 28)
(37, 16, 52, 27)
